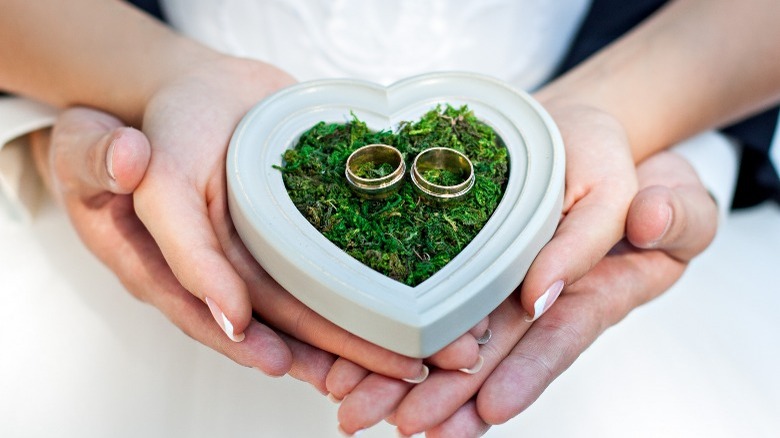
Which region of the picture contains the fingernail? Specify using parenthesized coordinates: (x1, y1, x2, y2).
(458, 355, 484, 375)
(106, 137, 118, 181)
(396, 430, 413, 438)
(402, 365, 429, 384)
(525, 280, 565, 322)
(476, 328, 492, 345)
(205, 296, 245, 342)
(338, 424, 363, 436)
(327, 393, 342, 404)
(646, 204, 673, 248)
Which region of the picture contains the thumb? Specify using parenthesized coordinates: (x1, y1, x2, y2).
(50, 107, 150, 197)
(627, 151, 718, 262)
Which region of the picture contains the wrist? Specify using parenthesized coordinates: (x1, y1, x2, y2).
(535, 64, 666, 164)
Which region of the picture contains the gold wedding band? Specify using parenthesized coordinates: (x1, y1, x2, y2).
(345, 144, 406, 199)
(410, 147, 475, 201)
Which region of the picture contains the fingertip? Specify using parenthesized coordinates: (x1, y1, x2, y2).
(521, 279, 565, 322)
(626, 185, 674, 249)
(468, 317, 490, 340)
(205, 296, 251, 343)
(245, 324, 293, 377)
(425, 401, 490, 438)
(325, 358, 370, 400)
(107, 127, 151, 194)
(426, 334, 480, 371)
(476, 375, 526, 425)
(518, 240, 573, 321)
(338, 374, 410, 433)
(401, 365, 429, 384)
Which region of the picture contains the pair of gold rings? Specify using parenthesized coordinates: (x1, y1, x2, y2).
(345, 144, 475, 201)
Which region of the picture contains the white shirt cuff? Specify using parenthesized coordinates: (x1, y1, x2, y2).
(0, 97, 58, 222)
(670, 130, 740, 224)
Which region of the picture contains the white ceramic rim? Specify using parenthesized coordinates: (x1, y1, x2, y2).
(227, 72, 564, 357)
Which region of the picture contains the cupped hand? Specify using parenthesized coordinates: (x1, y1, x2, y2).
(34, 73, 483, 391)
(518, 100, 639, 321)
(29, 106, 331, 386)
(133, 55, 483, 376)
(331, 149, 718, 436)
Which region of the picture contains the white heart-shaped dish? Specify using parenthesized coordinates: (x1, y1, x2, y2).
(227, 72, 564, 357)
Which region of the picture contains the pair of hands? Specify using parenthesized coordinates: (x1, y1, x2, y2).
(30, 56, 717, 436)
(31, 56, 484, 385)
(326, 99, 718, 435)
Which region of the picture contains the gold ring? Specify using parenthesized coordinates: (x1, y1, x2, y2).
(345, 144, 406, 199)
(410, 147, 475, 201)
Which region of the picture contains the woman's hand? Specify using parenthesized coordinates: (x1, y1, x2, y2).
(32, 94, 485, 391)
(134, 55, 483, 375)
(29, 106, 337, 389)
(518, 100, 638, 321)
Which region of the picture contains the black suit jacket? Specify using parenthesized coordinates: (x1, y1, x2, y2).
(555, 0, 779, 207)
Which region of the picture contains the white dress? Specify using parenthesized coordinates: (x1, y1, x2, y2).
(160, 0, 589, 89)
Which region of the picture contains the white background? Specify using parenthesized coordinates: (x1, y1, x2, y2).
(1, 196, 778, 438)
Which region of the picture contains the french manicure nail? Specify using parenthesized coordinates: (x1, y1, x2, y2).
(205, 296, 245, 342)
(458, 355, 484, 375)
(476, 328, 492, 345)
(338, 424, 363, 436)
(253, 367, 271, 376)
(402, 365, 429, 384)
(106, 137, 117, 181)
(526, 280, 565, 322)
(327, 393, 342, 404)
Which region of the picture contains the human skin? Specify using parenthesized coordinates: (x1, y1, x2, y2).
(327, 0, 780, 434)
(30, 107, 716, 435)
(2, 0, 778, 331)
(518, 0, 780, 319)
(332, 132, 718, 436)
(2, 0, 778, 432)
(1, 0, 486, 378)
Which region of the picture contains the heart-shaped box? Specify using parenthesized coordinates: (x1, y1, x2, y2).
(227, 72, 564, 357)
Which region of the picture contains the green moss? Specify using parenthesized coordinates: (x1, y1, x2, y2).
(277, 105, 509, 286)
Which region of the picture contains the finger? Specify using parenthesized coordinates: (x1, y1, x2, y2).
(39, 108, 299, 379)
(476, 246, 687, 425)
(426, 317, 490, 373)
(627, 151, 718, 261)
(252, 286, 428, 382)
(279, 332, 337, 395)
(469, 317, 491, 343)
(325, 358, 370, 401)
(224, 224, 429, 383)
(393, 298, 529, 435)
(134, 173, 253, 343)
(148, 272, 293, 377)
(426, 400, 491, 438)
(49, 107, 150, 197)
(518, 201, 626, 322)
(519, 107, 637, 321)
(76, 196, 295, 376)
(337, 373, 412, 435)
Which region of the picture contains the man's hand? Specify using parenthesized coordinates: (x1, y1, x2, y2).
(29, 106, 339, 388)
(31, 99, 486, 391)
(132, 56, 483, 375)
(330, 150, 718, 436)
